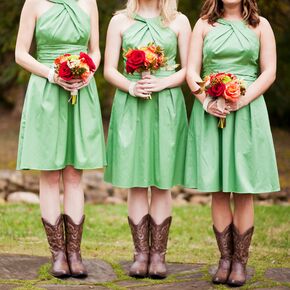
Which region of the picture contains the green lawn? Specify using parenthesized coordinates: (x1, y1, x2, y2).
(0, 204, 289, 289)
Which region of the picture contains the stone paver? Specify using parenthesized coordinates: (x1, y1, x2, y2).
(0, 254, 49, 280)
(120, 261, 204, 276)
(265, 268, 290, 283)
(0, 285, 19, 290)
(0, 255, 116, 283)
(208, 264, 255, 280)
(128, 280, 214, 290)
(39, 285, 107, 290)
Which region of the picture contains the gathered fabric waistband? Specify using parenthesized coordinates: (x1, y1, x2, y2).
(124, 69, 176, 80)
(37, 44, 88, 63)
(202, 64, 258, 82)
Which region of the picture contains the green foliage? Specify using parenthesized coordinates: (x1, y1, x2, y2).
(0, 0, 289, 125)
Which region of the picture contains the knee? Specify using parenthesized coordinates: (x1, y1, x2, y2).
(212, 191, 231, 203)
(41, 170, 61, 186)
(63, 166, 82, 186)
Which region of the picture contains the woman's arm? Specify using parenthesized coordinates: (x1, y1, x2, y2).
(240, 17, 277, 107)
(15, 0, 50, 78)
(140, 14, 191, 92)
(15, 0, 79, 91)
(103, 14, 150, 98)
(228, 17, 277, 110)
(186, 18, 228, 118)
(186, 18, 207, 103)
(87, 0, 101, 69)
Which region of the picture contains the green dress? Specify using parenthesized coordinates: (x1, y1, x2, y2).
(184, 19, 280, 193)
(104, 15, 188, 189)
(17, 0, 106, 170)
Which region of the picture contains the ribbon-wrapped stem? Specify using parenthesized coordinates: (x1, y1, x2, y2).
(69, 89, 78, 105)
(216, 97, 226, 129)
(141, 70, 152, 100)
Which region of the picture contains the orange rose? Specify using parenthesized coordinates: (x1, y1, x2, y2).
(224, 81, 241, 102)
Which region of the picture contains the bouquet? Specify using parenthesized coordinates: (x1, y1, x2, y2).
(198, 72, 246, 128)
(54, 52, 96, 105)
(124, 42, 167, 76)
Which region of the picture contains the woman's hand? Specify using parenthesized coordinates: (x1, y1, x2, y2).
(132, 81, 152, 99)
(138, 75, 167, 93)
(225, 99, 246, 112)
(53, 74, 82, 92)
(68, 72, 95, 91)
(207, 100, 229, 118)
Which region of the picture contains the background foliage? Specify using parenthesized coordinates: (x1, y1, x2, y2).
(0, 0, 289, 125)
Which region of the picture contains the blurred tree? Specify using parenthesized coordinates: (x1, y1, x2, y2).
(0, 0, 289, 126)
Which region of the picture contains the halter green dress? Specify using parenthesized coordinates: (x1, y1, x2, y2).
(104, 15, 188, 189)
(17, 0, 106, 170)
(184, 19, 280, 193)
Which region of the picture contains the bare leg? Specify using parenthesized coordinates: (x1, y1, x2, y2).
(233, 193, 254, 233)
(40, 170, 61, 224)
(63, 166, 84, 224)
(212, 192, 233, 231)
(128, 187, 149, 223)
(150, 187, 172, 224)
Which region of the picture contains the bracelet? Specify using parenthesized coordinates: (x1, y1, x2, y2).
(202, 96, 215, 112)
(47, 67, 56, 83)
(128, 82, 137, 97)
(192, 87, 202, 95)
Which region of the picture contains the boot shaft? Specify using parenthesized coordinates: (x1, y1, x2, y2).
(213, 223, 233, 260)
(232, 225, 254, 265)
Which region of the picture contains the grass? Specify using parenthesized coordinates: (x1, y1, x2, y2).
(0, 204, 289, 289)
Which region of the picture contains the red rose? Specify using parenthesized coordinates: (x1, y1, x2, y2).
(59, 62, 73, 81)
(126, 50, 146, 74)
(80, 52, 96, 72)
(207, 83, 226, 97)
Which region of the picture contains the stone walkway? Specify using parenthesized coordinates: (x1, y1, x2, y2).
(0, 255, 289, 289)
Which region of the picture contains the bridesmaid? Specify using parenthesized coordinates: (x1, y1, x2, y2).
(104, 0, 191, 279)
(185, 0, 280, 287)
(15, 0, 106, 277)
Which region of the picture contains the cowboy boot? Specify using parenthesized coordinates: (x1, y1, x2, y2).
(41, 215, 70, 277)
(63, 214, 88, 277)
(212, 223, 233, 284)
(128, 214, 150, 278)
(227, 225, 254, 287)
(148, 215, 172, 279)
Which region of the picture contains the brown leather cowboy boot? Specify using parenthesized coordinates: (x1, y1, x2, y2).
(212, 223, 233, 284)
(227, 225, 254, 287)
(63, 214, 88, 277)
(128, 214, 150, 278)
(41, 215, 70, 277)
(148, 215, 172, 279)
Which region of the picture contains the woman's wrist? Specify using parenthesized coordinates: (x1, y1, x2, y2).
(128, 81, 136, 97)
(202, 96, 215, 112)
(47, 67, 55, 83)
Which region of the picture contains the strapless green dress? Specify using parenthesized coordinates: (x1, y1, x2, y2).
(17, 0, 106, 170)
(104, 15, 188, 189)
(184, 19, 280, 193)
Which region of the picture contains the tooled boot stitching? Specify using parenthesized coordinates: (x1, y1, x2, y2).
(228, 225, 254, 286)
(212, 223, 233, 284)
(149, 216, 172, 279)
(128, 214, 150, 277)
(41, 215, 70, 277)
(64, 214, 87, 277)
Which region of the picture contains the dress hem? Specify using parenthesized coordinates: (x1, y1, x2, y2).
(183, 186, 281, 194)
(17, 163, 107, 171)
(103, 180, 183, 190)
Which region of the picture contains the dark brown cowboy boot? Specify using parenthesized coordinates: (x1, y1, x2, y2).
(128, 214, 150, 278)
(212, 223, 233, 284)
(148, 215, 172, 279)
(41, 215, 70, 278)
(227, 225, 254, 287)
(63, 214, 88, 278)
